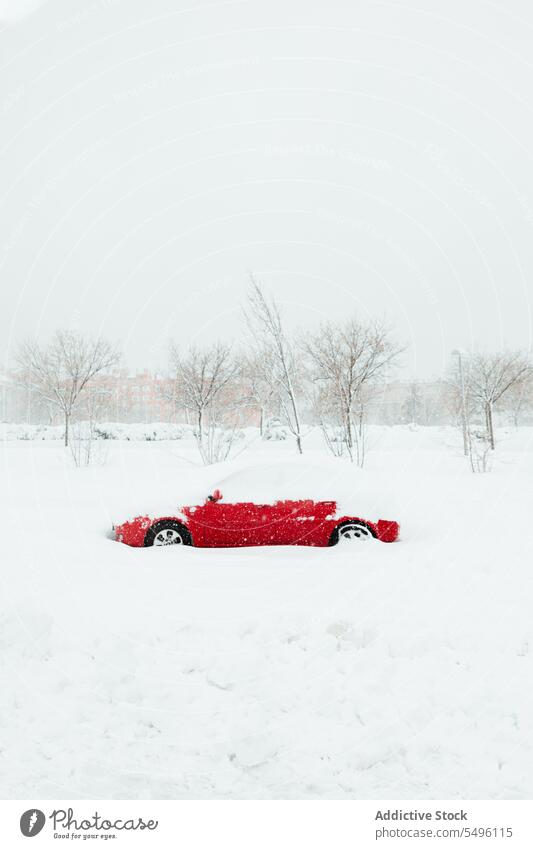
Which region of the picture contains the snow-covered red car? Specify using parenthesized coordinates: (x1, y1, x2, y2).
(113, 463, 400, 549)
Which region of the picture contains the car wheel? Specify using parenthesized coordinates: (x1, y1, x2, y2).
(144, 521, 192, 547)
(329, 521, 375, 545)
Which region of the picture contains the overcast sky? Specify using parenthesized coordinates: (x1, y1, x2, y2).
(1, 0, 532, 378)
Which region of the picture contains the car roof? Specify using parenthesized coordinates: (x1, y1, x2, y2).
(215, 460, 352, 504)
(211, 458, 399, 519)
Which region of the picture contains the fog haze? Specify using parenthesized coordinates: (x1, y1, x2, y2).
(1, 0, 532, 377)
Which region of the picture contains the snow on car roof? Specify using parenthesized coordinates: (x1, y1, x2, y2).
(216, 460, 347, 503)
(214, 459, 398, 518)
(117, 457, 398, 522)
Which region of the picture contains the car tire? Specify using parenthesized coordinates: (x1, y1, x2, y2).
(144, 520, 193, 547)
(329, 521, 376, 546)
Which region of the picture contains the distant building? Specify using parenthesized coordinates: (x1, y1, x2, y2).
(98, 370, 177, 423)
(0, 368, 178, 425)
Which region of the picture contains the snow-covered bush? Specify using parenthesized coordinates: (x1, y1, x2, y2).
(0, 423, 63, 440)
(262, 418, 288, 441)
(93, 425, 118, 440)
(81, 422, 188, 441)
(69, 421, 109, 467)
(194, 424, 245, 464)
(468, 429, 492, 474)
(0, 421, 191, 442)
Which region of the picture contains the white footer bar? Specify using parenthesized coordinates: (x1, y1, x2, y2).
(1, 799, 532, 848)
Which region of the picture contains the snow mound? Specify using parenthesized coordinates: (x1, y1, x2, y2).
(215, 459, 400, 519)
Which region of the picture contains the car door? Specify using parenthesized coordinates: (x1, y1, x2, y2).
(187, 501, 271, 547)
(273, 499, 337, 546)
(185, 498, 337, 547)
(255, 499, 331, 545)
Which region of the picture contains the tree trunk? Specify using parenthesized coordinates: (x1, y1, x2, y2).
(64, 411, 70, 447)
(486, 402, 495, 449)
(460, 407, 468, 456)
(287, 385, 303, 454)
(259, 406, 264, 437)
(345, 406, 353, 455)
(197, 408, 203, 443)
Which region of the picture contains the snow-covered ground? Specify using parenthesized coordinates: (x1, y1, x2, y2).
(1, 426, 532, 799)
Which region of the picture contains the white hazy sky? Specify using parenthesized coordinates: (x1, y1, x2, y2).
(1, 0, 532, 378)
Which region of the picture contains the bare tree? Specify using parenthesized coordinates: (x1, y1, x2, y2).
(419, 380, 450, 426)
(16, 330, 120, 446)
(240, 351, 275, 436)
(245, 276, 305, 453)
(303, 316, 402, 462)
(311, 382, 345, 457)
(170, 341, 240, 463)
(464, 351, 532, 449)
(69, 384, 113, 467)
(402, 380, 423, 426)
(497, 370, 533, 427)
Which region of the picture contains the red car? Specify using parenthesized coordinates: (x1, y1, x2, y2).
(114, 465, 400, 548)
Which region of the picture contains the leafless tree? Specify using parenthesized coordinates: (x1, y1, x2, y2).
(311, 382, 345, 457)
(402, 380, 423, 426)
(464, 351, 532, 449)
(240, 351, 275, 436)
(303, 316, 402, 462)
(497, 370, 533, 427)
(245, 276, 305, 453)
(419, 380, 450, 426)
(170, 341, 240, 462)
(69, 385, 113, 467)
(15, 330, 120, 446)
